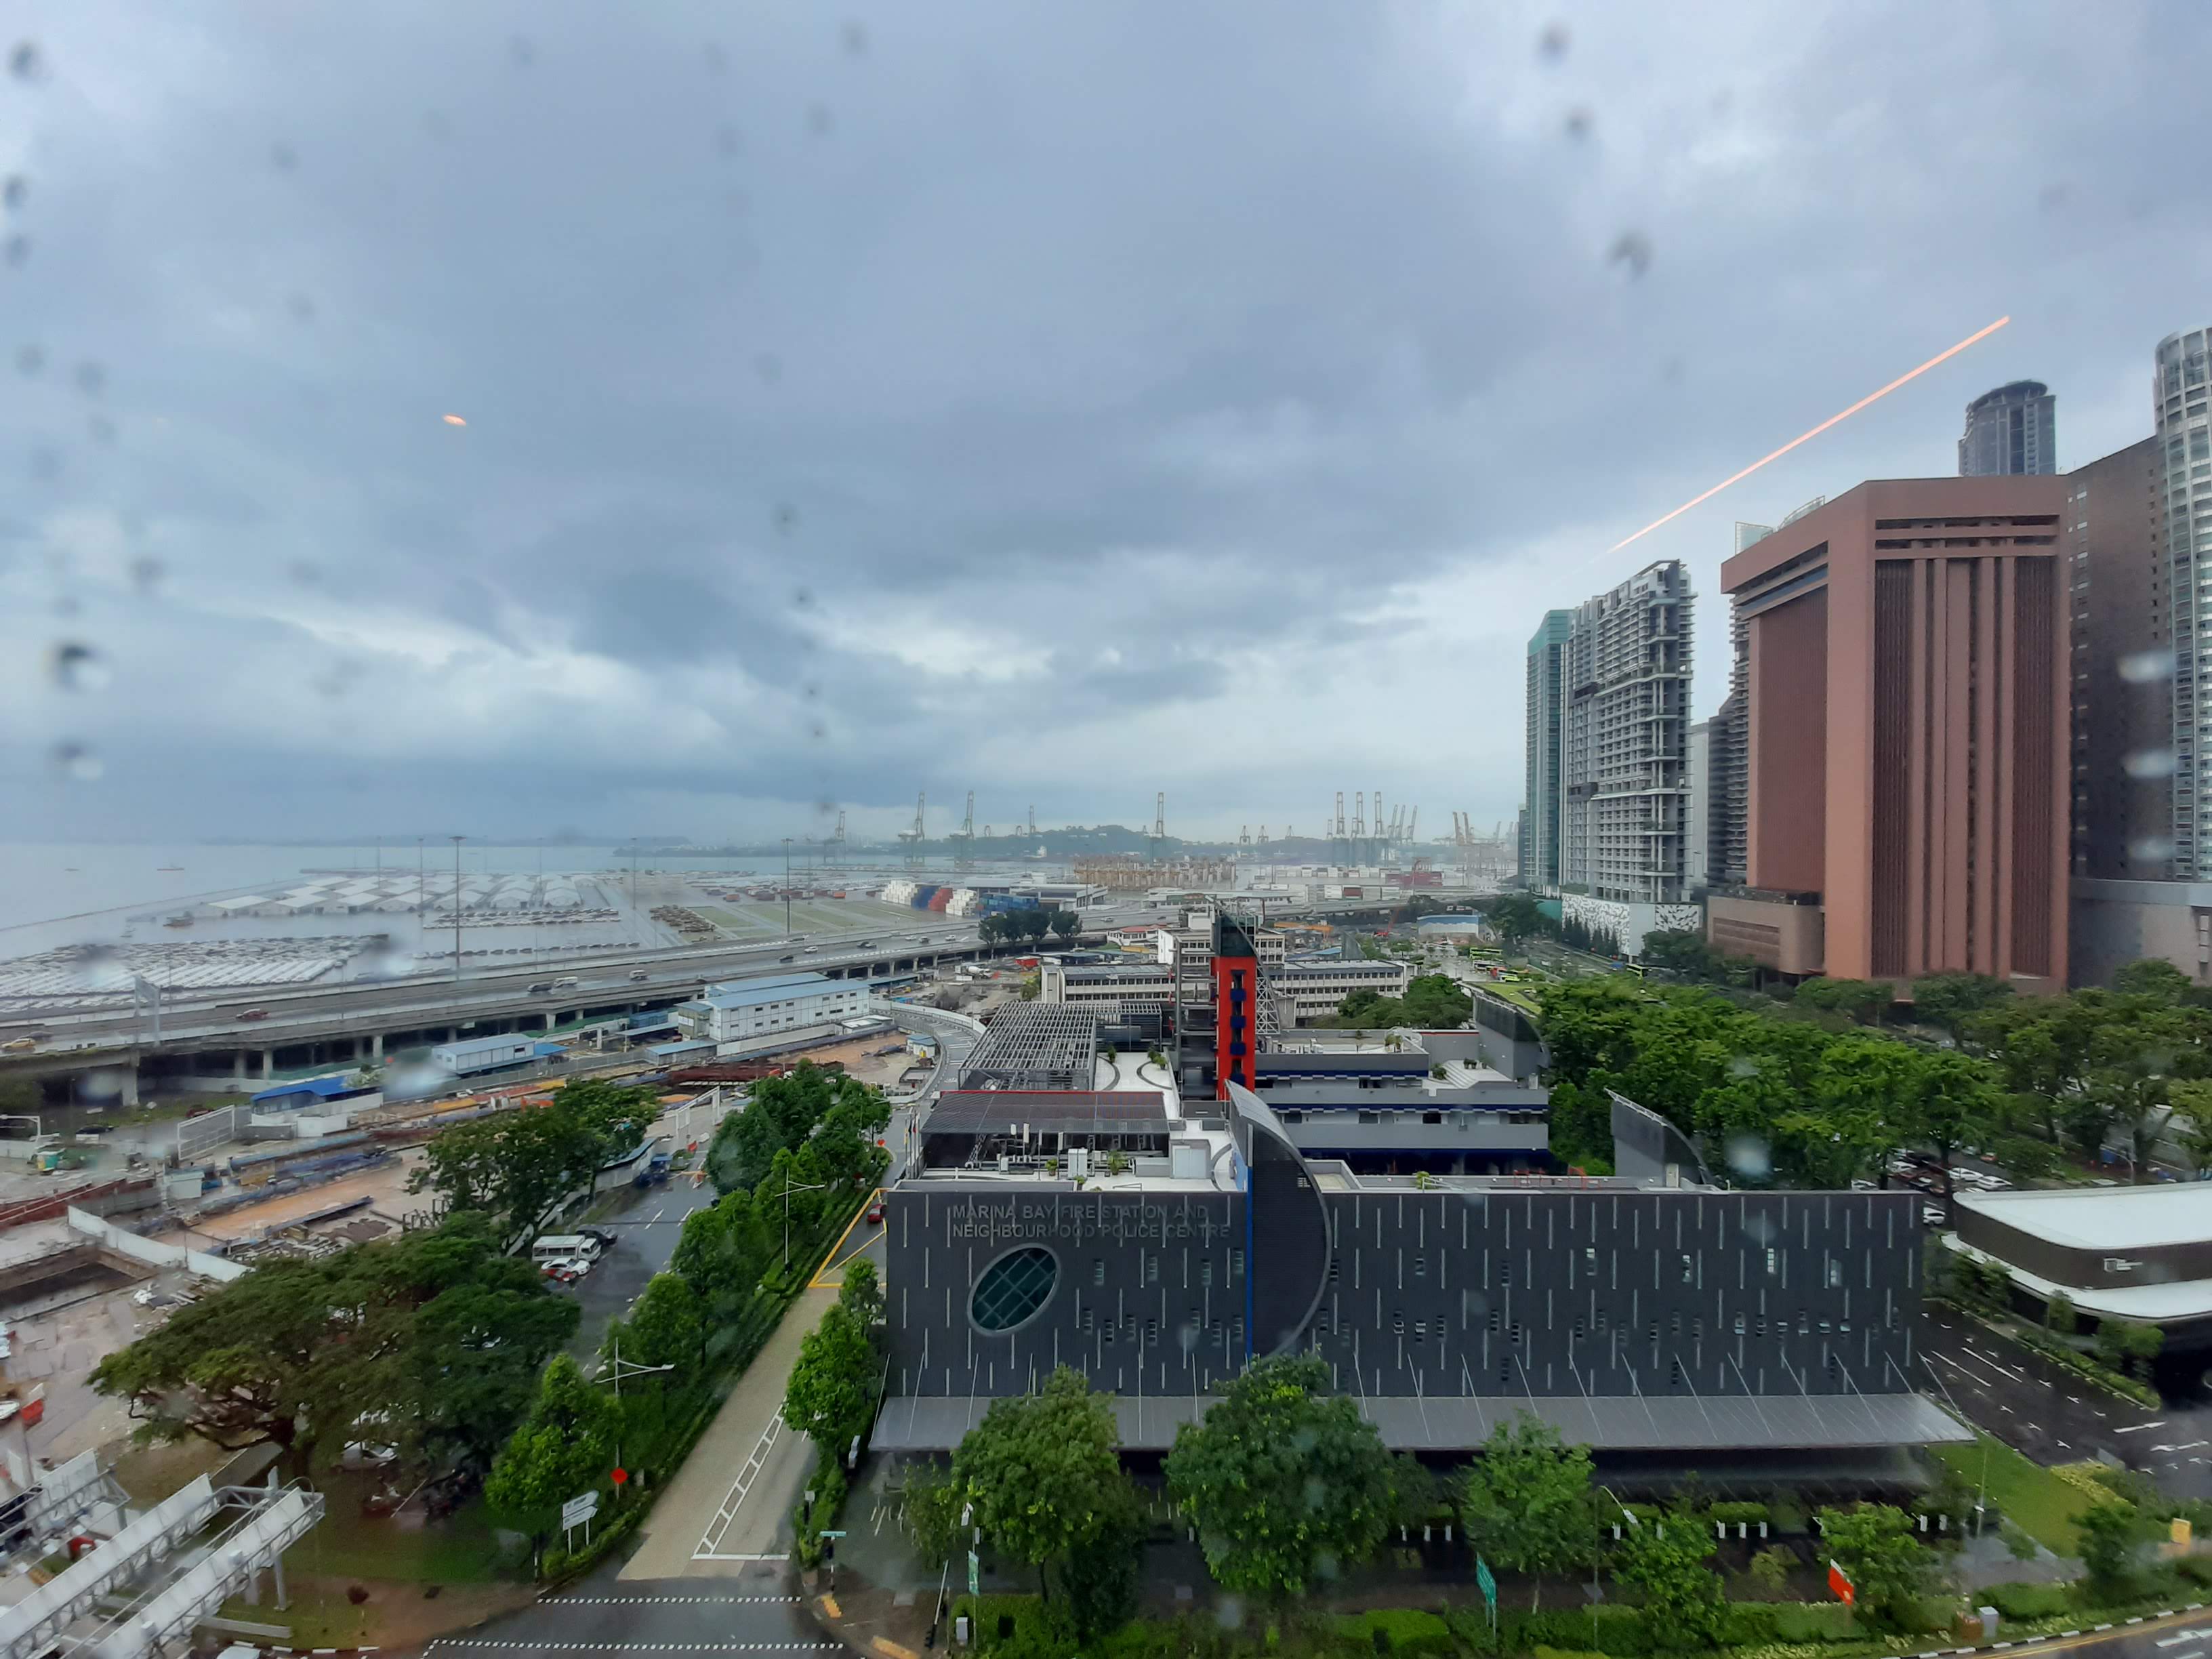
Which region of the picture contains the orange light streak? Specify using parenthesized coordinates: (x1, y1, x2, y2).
(1603, 316, 2011, 556)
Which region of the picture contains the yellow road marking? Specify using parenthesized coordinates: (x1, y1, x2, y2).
(871, 1640, 918, 1659)
(808, 1189, 884, 1288)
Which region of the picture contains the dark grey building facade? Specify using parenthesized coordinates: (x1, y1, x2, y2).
(1959, 380, 2057, 477)
(874, 1088, 1959, 1454)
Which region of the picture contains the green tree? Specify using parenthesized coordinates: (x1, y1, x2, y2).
(2112, 958, 2194, 1002)
(1487, 893, 1549, 948)
(1456, 1412, 1598, 1609)
(901, 1461, 966, 1563)
(1048, 909, 1081, 942)
(1400, 973, 1474, 1029)
(951, 1367, 1134, 1605)
(1611, 1513, 1727, 1651)
(2081, 1000, 2209, 1182)
(1164, 1354, 1394, 1600)
(2045, 1292, 2078, 1336)
(1638, 928, 1728, 983)
(1908, 972, 2015, 1038)
(783, 1304, 876, 1452)
(483, 1355, 621, 1555)
(2074, 1501, 2144, 1592)
(1816, 1504, 1933, 1623)
(1794, 977, 1895, 1026)
(1747, 1545, 1794, 1597)
(410, 1078, 654, 1238)
(91, 1213, 575, 1477)
(1881, 1050, 2002, 1210)
(672, 1189, 773, 1315)
(838, 1256, 883, 1329)
(2167, 1080, 2212, 1176)
(2121, 1322, 2165, 1378)
(623, 1271, 705, 1370)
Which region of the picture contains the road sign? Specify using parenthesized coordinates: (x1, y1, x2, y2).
(1826, 1561, 1854, 1605)
(1475, 1556, 1496, 1607)
(967, 1550, 980, 1597)
(611, 1467, 629, 1486)
(562, 1491, 600, 1530)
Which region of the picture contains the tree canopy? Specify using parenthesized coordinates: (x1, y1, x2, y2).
(783, 1303, 876, 1452)
(91, 1212, 576, 1478)
(483, 1354, 622, 1547)
(409, 1077, 657, 1240)
(705, 1062, 888, 1197)
(1456, 1413, 1598, 1608)
(1164, 1354, 1395, 1599)
(1817, 1504, 1935, 1620)
(1611, 1510, 1728, 1651)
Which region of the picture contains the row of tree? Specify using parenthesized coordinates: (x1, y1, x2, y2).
(705, 1061, 891, 1220)
(1327, 972, 1475, 1031)
(407, 1076, 661, 1242)
(897, 1359, 1960, 1649)
(977, 907, 1082, 945)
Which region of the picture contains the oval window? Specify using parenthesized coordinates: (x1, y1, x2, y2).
(970, 1245, 1059, 1332)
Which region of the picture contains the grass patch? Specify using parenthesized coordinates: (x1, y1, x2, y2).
(283, 1481, 507, 1584)
(1929, 1431, 2093, 1554)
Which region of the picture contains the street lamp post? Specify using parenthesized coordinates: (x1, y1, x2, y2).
(782, 838, 794, 937)
(771, 1172, 828, 1267)
(449, 835, 466, 984)
(592, 1335, 677, 1500)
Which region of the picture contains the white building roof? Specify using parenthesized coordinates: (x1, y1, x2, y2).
(1953, 1183, 2212, 1251)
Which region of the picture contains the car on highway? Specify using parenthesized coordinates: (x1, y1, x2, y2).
(238, 1008, 270, 1021)
(0, 1038, 38, 1054)
(778, 954, 795, 964)
(628, 968, 649, 981)
(865, 1196, 885, 1224)
(527, 981, 553, 995)
(552, 975, 579, 990)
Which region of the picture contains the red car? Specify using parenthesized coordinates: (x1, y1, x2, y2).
(865, 1197, 885, 1225)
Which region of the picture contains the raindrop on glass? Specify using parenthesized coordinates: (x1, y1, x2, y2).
(2123, 749, 2176, 780)
(508, 35, 535, 67)
(2118, 649, 2175, 684)
(1213, 1595, 1246, 1633)
(15, 344, 41, 376)
(71, 943, 129, 992)
(50, 741, 103, 781)
(842, 21, 869, 56)
(79, 1069, 126, 1102)
(1607, 231, 1653, 279)
(703, 41, 729, 73)
(47, 641, 110, 691)
(3, 234, 30, 269)
(776, 505, 800, 536)
(807, 104, 835, 138)
(7, 42, 42, 82)
(129, 556, 165, 594)
(715, 123, 743, 159)
(1536, 22, 1570, 62)
(75, 361, 106, 398)
(1564, 107, 1593, 142)
(792, 583, 813, 607)
(289, 559, 323, 586)
(802, 681, 821, 701)
(88, 414, 116, 445)
(2129, 835, 2176, 864)
(287, 292, 316, 323)
(1723, 1134, 1771, 1182)
(1, 175, 24, 211)
(270, 142, 298, 172)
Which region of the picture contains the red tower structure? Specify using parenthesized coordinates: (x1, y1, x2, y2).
(1211, 911, 1258, 1099)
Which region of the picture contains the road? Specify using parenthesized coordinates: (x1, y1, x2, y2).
(1921, 1306, 2212, 1501)
(567, 1172, 724, 1363)
(421, 1553, 834, 1658)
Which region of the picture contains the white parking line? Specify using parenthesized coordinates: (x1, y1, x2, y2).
(694, 1412, 786, 1561)
(2116, 1421, 2169, 1434)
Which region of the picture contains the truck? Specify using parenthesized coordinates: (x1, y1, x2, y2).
(632, 1152, 673, 1189)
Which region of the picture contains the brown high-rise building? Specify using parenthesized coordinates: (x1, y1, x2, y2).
(1706, 477, 2068, 991)
(2064, 436, 2166, 879)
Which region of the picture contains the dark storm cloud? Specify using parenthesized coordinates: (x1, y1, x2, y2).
(1, 0, 2207, 840)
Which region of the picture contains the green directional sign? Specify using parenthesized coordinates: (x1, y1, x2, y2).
(1476, 1556, 1496, 1606)
(968, 1549, 981, 1597)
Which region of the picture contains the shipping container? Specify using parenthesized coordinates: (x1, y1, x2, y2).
(927, 888, 953, 912)
(911, 884, 940, 908)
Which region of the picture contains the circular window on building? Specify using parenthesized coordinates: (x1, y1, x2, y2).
(970, 1245, 1059, 1333)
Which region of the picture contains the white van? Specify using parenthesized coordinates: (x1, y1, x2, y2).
(531, 1233, 602, 1266)
(552, 976, 579, 990)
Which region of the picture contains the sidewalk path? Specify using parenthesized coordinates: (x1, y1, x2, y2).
(622, 1284, 836, 1580)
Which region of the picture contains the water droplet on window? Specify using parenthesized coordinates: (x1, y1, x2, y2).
(15, 344, 41, 376)
(807, 104, 835, 138)
(129, 556, 165, 594)
(47, 641, 110, 691)
(2038, 182, 2070, 213)
(289, 560, 323, 586)
(1607, 231, 1653, 279)
(1536, 22, 1570, 62)
(79, 1069, 126, 1102)
(49, 741, 102, 781)
(7, 42, 43, 83)
(508, 35, 535, 67)
(802, 681, 821, 700)
(2129, 836, 2175, 864)
(87, 414, 115, 445)
(287, 292, 316, 323)
(792, 584, 814, 607)
(2123, 749, 2175, 780)
(74, 361, 106, 398)
(808, 721, 827, 742)
(842, 21, 869, 56)
(1563, 107, 1593, 142)
(3, 234, 30, 269)
(1, 176, 24, 212)
(270, 142, 298, 172)
(776, 505, 800, 535)
(2118, 649, 2175, 684)
(1724, 1134, 1771, 1181)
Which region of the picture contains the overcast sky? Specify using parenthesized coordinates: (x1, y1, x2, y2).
(1, 1, 2203, 846)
